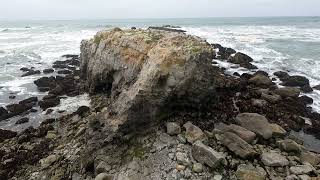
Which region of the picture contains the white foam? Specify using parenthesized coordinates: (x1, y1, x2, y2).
(51, 94, 91, 113)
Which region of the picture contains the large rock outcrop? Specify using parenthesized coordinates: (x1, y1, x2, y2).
(80, 28, 217, 136)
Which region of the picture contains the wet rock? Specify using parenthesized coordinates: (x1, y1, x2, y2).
(0, 129, 17, 142)
(236, 113, 273, 139)
(249, 74, 273, 87)
(211, 44, 236, 60)
(15, 117, 29, 124)
(21, 70, 41, 77)
(183, 122, 205, 143)
(274, 71, 289, 80)
(148, 26, 186, 33)
(282, 75, 310, 87)
(277, 139, 301, 154)
(39, 96, 60, 110)
(20, 67, 31, 72)
(43, 68, 54, 74)
(236, 164, 267, 180)
(299, 96, 313, 105)
(52, 64, 68, 69)
(34, 77, 56, 89)
(274, 87, 301, 98)
(61, 54, 79, 59)
(301, 85, 313, 93)
(228, 52, 257, 69)
(313, 85, 320, 91)
(19, 97, 38, 105)
(74, 106, 90, 117)
(219, 123, 256, 143)
(9, 95, 16, 99)
(220, 132, 257, 159)
(261, 152, 289, 167)
(254, 70, 269, 77)
(57, 69, 72, 75)
(166, 122, 181, 135)
(0, 107, 9, 121)
(6, 103, 33, 114)
(270, 123, 287, 137)
(289, 163, 314, 175)
(45, 109, 53, 115)
(191, 141, 225, 168)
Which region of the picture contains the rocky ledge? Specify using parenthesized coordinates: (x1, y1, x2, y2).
(1, 27, 320, 180)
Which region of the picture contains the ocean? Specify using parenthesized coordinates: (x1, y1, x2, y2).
(1, 17, 320, 130)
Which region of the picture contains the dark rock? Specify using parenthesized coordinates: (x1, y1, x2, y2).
(52, 64, 68, 69)
(253, 70, 269, 77)
(240, 73, 254, 80)
(313, 85, 320, 90)
(38, 87, 50, 92)
(282, 75, 310, 87)
(74, 106, 90, 117)
(43, 68, 54, 74)
(233, 72, 240, 77)
(249, 74, 273, 87)
(6, 103, 33, 114)
(15, 117, 29, 124)
(41, 118, 56, 125)
(68, 59, 80, 66)
(20, 67, 31, 72)
(0, 129, 17, 142)
(45, 109, 54, 115)
(49, 85, 64, 96)
(211, 44, 236, 60)
(9, 95, 16, 99)
(228, 52, 257, 69)
(30, 109, 38, 113)
(300, 85, 313, 93)
(298, 96, 313, 105)
(274, 87, 301, 98)
(61, 54, 79, 59)
(148, 26, 186, 33)
(131, 27, 137, 30)
(19, 97, 38, 105)
(274, 71, 289, 80)
(34, 77, 56, 89)
(39, 97, 60, 110)
(0, 107, 9, 121)
(57, 70, 72, 75)
(21, 70, 41, 77)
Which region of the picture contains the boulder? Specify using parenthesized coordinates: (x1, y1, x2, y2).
(251, 99, 268, 108)
(289, 163, 314, 175)
(166, 122, 181, 135)
(15, 117, 29, 125)
(274, 71, 289, 80)
(219, 123, 256, 143)
(74, 106, 90, 117)
(236, 164, 267, 180)
(249, 74, 273, 87)
(34, 77, 56, 89)
(299, 96, 313, 105)
(282, 75, 310, 87)
(0, 107, 9, 121)
(191, 141, 225, 168)
(261, 152, 289, 167)
(220, 132, 257, 159)
(236, 113, 273, 139)
(43, 68, 54, 74)
(19, 97, 38, 105)
(301, 85, 313, 93)
(20, 67, 31, 72)
(228, 52, 257, 69)
(261, 92, 282, 104)
(274, 87, 301, 98)
(183, 122, 205, 143)
(21, 70, 41, 77)
(80, 28, 217, 138)
(6, 103, 33, 114)
(39, 96, 60, 110)
(313, 85, 320, 91)
(277, 139, 301, 154)
(270, 123, 287, 137)
(300, 151, 320, 166)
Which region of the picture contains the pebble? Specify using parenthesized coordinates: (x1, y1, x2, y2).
(192, 163, 203, 173)
(176, 164, 186, 171)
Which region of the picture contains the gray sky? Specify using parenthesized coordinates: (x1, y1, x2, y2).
(1, 0, 319, 20)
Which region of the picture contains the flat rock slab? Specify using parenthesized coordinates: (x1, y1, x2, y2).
(236, 113, 273, 139)
(183, 122, 205, 143)
(220, 132, 257, 159)
(261, 152, 289, 167)
(236, 164, 267, 180)
(191, 141, 225, 168)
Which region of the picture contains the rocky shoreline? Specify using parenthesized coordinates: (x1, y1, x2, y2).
(1, 27, 320, 179)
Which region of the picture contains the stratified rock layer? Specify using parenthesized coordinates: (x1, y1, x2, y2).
(80, 28, 216, 136)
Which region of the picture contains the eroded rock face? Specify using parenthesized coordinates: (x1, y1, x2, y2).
(80, 28, 217, 137)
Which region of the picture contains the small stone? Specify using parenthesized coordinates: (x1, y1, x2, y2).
(46, 131, 57, 139)
(96, 161, 111, 174)
(192, 163, 203, 173)
(236, 164, 267, 180)
(94, 173, 114, 180)
(277, 139, 301, 154)
(191, 141, 225, 168)
(261, 152, 289, 167)
(290, 163, 314, 175)
(176, 164, 186, 171)
(270, 123, 287, 137)
(166, 122, 181, 135)
(176, 152, 191, 166)
(183, 122, 205, 143)
(213, 175, 223, 180)
(40, 154, 58, 168)
(75, 127, 86, 137)
(177, 134, 187, 144)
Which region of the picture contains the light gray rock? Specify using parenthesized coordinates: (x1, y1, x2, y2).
(300, 151, 320, 166)
(249, 74, 273, 87)
(192, 163, 203, 173)
(176, 152, 191, 166)
(289, 163, 314, 175)
(213, 175, 223, 180)
(95, 173, 114, 180)
(277, 139, 301, 154)
(274, 87, 301, 98)
(270, 123, 287, 137)
(236, 113, 273, 139)
(40, 154, 58, 168)
(298, 175, 311, 180)
(261, 152, 289, 167)
(236, 164, 267, 180)
(191, 141, 225, 168)
(166, 122, 181, 135)
(261, 92, 282, 103)
(183, 122, 205, 143)
(220, 132, 257, 159)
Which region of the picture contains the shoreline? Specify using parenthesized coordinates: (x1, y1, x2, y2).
(1, 27, 320, 179)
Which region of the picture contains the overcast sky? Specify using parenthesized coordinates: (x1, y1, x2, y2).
(0, 0, 319, 20)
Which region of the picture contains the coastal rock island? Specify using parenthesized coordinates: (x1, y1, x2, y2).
(1, 27, 320, 180)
